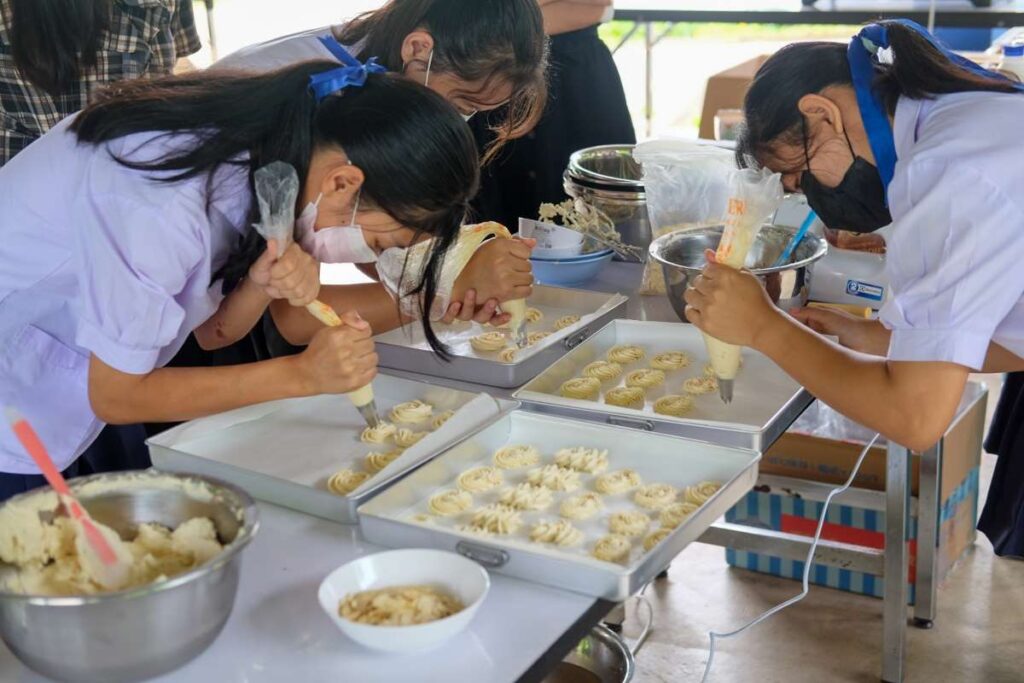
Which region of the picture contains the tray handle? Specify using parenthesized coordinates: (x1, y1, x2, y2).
(562, 328, 590, 350)
(456, 541, 510, 568)
(606, 416, 655, 431)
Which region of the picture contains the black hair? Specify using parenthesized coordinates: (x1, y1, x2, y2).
(72, 62, 479, 357)
(9, 0, 112, 96)
(738, 21, 1021, 167)
(338, 0, 549, 164)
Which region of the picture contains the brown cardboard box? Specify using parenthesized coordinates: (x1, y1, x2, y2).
(698, 55, 769, 140)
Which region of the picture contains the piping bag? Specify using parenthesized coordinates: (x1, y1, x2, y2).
(252, 162, 380, 426)
(704, 169, 783, 403)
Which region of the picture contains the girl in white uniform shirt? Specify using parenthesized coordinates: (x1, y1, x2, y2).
(684, 21, 1024, 455)
(0, 59, 525, 499)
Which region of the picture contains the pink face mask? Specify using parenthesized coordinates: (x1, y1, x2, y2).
(294, 192, 377, 264)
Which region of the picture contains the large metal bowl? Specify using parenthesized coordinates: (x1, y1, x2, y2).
(0, 470, 259, 683)
(649, 225, 828, 323)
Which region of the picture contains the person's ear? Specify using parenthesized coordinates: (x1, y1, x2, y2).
(797, 93, 845, 137)
(400, 30, 435, 68)
(320, 162, 364, 206)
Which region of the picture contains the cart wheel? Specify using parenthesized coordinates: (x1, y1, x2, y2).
(913, 617, 935, 629)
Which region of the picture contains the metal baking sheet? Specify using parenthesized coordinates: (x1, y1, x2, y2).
(359, 410, 760, 600)
(513, 320, 811, 451)
(148, 374, 516, 524)
(374, 286, 628, 388)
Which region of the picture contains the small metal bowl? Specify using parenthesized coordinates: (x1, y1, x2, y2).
(648, 225, 828, 323)
(0, 470, 259, 683)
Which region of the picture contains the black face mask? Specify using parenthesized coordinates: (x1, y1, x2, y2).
(799, 125, 892, 233)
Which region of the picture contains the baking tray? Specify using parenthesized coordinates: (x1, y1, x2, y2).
(148, 374, 517, 524)
(374, 285, 628, 388)
(513, 320, 811, 451)
(359, 410, 760, 600)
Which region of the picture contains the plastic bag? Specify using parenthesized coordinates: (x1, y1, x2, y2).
(251, 161, 300, 256)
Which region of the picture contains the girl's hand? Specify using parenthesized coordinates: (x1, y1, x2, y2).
(249, 240, 321, 307)
(683, 249, 781, 348)
(447, 238, 535, 324)
(295, 311, 378, 395)
(790, 307, 889, 356)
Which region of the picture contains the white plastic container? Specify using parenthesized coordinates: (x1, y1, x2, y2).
(1001, 43, 1024, 81)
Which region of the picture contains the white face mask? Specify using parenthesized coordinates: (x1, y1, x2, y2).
(415, 50, 475, 122)
(295, 192, 378, 264)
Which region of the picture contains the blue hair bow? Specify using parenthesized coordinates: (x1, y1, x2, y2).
(309, 36, 386, 102)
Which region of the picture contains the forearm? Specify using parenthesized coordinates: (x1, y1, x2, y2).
(89, 355, 309, 424)
(193, 277, 271, 351)
(270, 283, 411, 346)
(541, 1, 609, 34)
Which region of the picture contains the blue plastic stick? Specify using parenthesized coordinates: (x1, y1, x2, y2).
(773, 210, 817, 267)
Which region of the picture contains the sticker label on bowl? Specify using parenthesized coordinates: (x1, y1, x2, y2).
(845, 279, 884, 301)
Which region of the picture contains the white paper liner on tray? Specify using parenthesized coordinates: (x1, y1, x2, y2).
(374, 286, 627, 365)
(515, 320, 804, 434)
(362, 411, 758, 571)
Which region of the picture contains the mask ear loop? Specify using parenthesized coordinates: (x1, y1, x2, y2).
(424, 49, 433, 87)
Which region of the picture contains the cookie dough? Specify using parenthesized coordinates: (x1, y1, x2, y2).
(592, 534, 632, 563)
(553, 314, 581, 330)
(651, 351, 691, 371)
(625, 368, 666, 391)
(653, 394, 695, 417)
(493, 444, 542, 470)
(498, 483, 554, 511)
(427, 489, 473, 516)
(609, 510, 651, 537)
(554, 447, 609, 474)
(456, 467, 504, 493)
(604, 387, 645, 409)
(470, 504, 523, 535)
(365, 449, 403, 473)
(660, 502, 699, 529)
(527, 331, 550, 346)
(525, 307, 544, 323)
(339, 585, 464, 626)
(389, 400, 434, 424)
(327, 469, 371, 496)
(595, 469, 643, 494)
(360, 422, 396, 444)
(432, 410, 455, 430)
(683, 376, 719, 395)
(529, 519, 584, 547)
(560, 492, 604, 521)
(643, 528, 673, 552)
(470, 331, 507, 352)
(499, 347, 517, 363)
(634, 483, 677, 510)
(582, 360, 624, 383)
(527, 465, 582, 492)
(394, 428, 426, 448)
(684, 481, 722, 506)
(559, 377, 601, 401)
(607, 345, 646, 364)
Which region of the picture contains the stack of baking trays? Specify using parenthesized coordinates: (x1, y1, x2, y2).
(150, 294, 812, 600)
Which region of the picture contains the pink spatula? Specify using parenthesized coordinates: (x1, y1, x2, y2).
(5, 407, 132, 590)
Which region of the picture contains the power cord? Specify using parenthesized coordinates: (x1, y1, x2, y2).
(700, 433, 882, 682)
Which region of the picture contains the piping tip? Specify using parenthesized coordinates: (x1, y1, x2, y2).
(356, 400, 382, 428)
(717, 378, 734, 405)
(512, 323, 528, 349)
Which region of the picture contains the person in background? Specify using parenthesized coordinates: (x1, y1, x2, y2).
(0, 0, 200, 167)
(471, 0, 634, 227)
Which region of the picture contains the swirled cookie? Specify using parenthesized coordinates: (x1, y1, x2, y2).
(607, 345, 646, 364)
(394, 428, 426, 448)
(592, 534, 632, 563)
(365, 449, 403, 473)
(683, 375, 719, 395)
(530, 519, 584, 547)
(660, 502, 699, 529)
(559, 377, 601, 401)
(456, 466, 504, 493)
(499, 347, 517, 363)
(470, 331, 507, 352)
(653, 394, 695, 417)
(527, 331, 550, 346)
(527, 465, 582, 492)
(427, 489, 473, 516)
(553, 314, 581, 331)
(327, 469, 370, 496)
(554, 447, 609, 474)
(651, 351, 692, 371)
(604, 387, 645, 409)
(609, 510, 651, 537)
(683, 481, 722, 505)
(643, 528, 673, 552)
(431, 410, 455, 430)
(625, 368, 666, 391)
(360, 422, 396, 444)
(470, 504, 523, 535)
(389, 400, 434, 424)
(582, 360, 623, 383)
(560, 492, 604, 521)
(525, 307, 544, 323)
(703, 364, 716, 377)
(455, 523, 494, 538)
(634, 483, 677, 510)
(498, 483, 554, 511)
(493, 444, 542, 470)
(595, 469, 643, 494)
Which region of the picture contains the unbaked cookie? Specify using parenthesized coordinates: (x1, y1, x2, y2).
(427, 489, 473, 516)
(653, 394, 695, 417)
(499, 347, 517, 363)
(432, 410, 455, 430)
(529, 519, 584, 547)
(592, 534, 632, 563)
(498, 483, 554, 511)
(389, 400, 434, 424)
(554, 447, 609, 474)
(365, 449, 403, 473)
(493, 444, 542, 470)
(526, 465, 582, 492)
(643, 528, 673, 552)
(360, 422, 396, 444)
(625, 368, 666, 391)
(470, 504, 523, 535)
(634, 483, 677, 510)
(604, 387, 645, 409)
(595, 469, 643, 494)
(609, 510, 651, 537)
(553, 314, 581, 331)
(582, 360, 624, 383)
(527, 331, 550, 346)
(560, 492, 604, 521)
(470, 331, 507, 352)
(327, 469, 370, 496)
(559, 377, 601, 401)
(683, 375, 719, 395)
(607, 345, 646, 364)
(525, 307, 544, 323)
(660, 502, 699, 529)
(651, 351, 691, 371)
(684, 481, 722, 505)
(394, 428, 426, 448)
(456, 467, 504, 493)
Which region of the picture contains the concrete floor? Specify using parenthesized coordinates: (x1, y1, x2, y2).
(619, 377, 1024, 683)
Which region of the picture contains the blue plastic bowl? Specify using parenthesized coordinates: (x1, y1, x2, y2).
(530, 249, 614, 287)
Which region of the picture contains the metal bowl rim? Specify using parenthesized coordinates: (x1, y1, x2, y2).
(0, 469, 260, 606)
(566, 145, 644, 191)
(647, 224, 828, 275)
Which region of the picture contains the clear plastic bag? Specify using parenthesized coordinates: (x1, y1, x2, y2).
(251, 161, 300, 254)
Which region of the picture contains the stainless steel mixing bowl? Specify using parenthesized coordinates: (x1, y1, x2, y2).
(648, 225, 828, 323)
(0, 470, 259, 683)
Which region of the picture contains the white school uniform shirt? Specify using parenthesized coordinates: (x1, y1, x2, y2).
(879, 90, 1024, 369)
(213, 26, 352, 72)
(0, 117, 250, 473)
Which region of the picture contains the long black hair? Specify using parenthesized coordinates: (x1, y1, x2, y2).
(72, 62, 479, 356)
(9, 0, 112, 96)
(339, 0, 548, 164)
(738, 21, 1021, 166)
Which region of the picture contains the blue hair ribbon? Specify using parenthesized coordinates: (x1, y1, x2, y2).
(847, 19, 1021, 201)
(309, 36, 386, 102)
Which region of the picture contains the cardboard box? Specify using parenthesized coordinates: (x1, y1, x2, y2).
(724, 393, 985, 603)
(698, 55, 769, 140)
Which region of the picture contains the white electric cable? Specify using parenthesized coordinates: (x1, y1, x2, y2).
(700, 433, 882, 683)
(927, 0, 938, 33)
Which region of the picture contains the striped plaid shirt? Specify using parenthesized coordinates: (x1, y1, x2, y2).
(0, 0, 201, 167)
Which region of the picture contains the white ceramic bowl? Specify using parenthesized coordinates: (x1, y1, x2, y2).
(317, 549, 490, 653)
